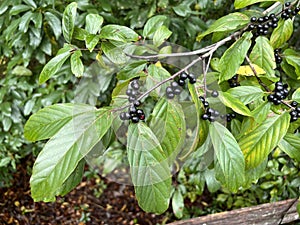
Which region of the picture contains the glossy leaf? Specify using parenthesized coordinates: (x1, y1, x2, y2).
(117, 61, 147, 80)
(227, 86, 263, 105)
(19, 11, 33, 33)
(251, 102, 271, 124)
(218, 92, 252, 116)
(210, 122, 245, 192)
(23, 0, 37, 8)
(101, 42, 128, 64)
(284, 48, 300, 77)
(239, 112, 290, 169)
(85, 34, 100, 52)
(62, 2, 77, 43)
(278, 133, 300, 162)
(39, 44, 73, 84)
(197, 13, 249, 41)
(270, 19, 293, 49)
(44, 12, 62, 40)
(30, 108, 113, 201)
(234, 0, 283, 9)
(153, 25, 172, 47)
(172, 189, 184, 218)
(143, 15, 168, 38)
(100, 25, 139, 42)
(219, 32, 252, 82)
(85, 14, 104, 34)
(150, 98, 186, 166)
(292, 88, 300, 102)
(71, 50, 84, 77)
(24, 103, 96, 141)
(127, 123, 171, 214)
(250, 36, 277, 79)
(56, 159, 85, 196)
(9, 5, 31, 16)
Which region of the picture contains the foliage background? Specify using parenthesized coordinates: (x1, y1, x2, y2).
(1, 0, 300, 221)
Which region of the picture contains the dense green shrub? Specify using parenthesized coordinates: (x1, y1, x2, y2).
(2, 0, 300, 220)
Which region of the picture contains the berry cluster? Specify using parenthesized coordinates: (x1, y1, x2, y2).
(267, 81, 289, 105)
(165, 72, 197, 99)
(126, 79, 141, 103)
(249, 13, 279, 36)
(289, 101, 300, 122)
(281, 2, 300, 19)
(119, 105, 145, 123)
(228, 75, 239, 88)
(274, 48, 282, 64)
(119, 78, 145, 123)
(199, 90, 236, 122)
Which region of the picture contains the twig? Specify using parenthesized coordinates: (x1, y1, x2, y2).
(245, 55, 271, 92)
(263, 2, 281, 15)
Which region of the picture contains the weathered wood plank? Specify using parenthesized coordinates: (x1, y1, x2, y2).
(168, 199, 299, 225)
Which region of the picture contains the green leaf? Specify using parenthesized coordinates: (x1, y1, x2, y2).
(62, 2, 77, 43)
(284, 48, 300, 77)
(219, 32, 253, 82)
(172, 189, 184, 219)
(218, 92, 252, 116)
(270, 19, 293, 49)
(227, 86, 263, 105)
(24, 103, 96, 141)
(44, 12, 62, 40)
(85, 14, 103, 34)
(39, 44, 73, 84)
(9, 4, 31, 16)
(2, 117, 12, 131)
(153, 26, 172, 47)
(101, 42, 128, 64)
(250, 36, 277, 80)
(278, 133, 300, 162)
(19, 11, 33, 33)
(85, 34, 100, 52)
(251, 102, 271, 124)
(56, 159, 85, 196)
(71, 50, 84, 77)
(117, 61, 147, 80)
(239, 112, 290, 169)
(100, 25, 139, 42)
(197, 13, 249, 41)
(146, 64, 170, 96)
(234, 0, 283, 9)
(143, 15, 168, 38)
(244, 159, 267, 188)
(23, 0, 37, 8)
(150, 98, 186, 166)
(30, 108, 113, 201)
(127, 123, 171, 214)
(24, 99, 36, 116)
(12, 66, 32, 76)
(209, 122, 245, 192)
(292, 88, 300, 102)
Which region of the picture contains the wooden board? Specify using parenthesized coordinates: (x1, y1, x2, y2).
(168, 198, 299, 225)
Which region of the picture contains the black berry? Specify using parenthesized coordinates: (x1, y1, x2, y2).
(211, 90, 219, 98)
(131, 116, 139, 123)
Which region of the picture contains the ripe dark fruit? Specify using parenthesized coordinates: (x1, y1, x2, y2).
(250, 16, 257, 22)
(166, 86, 173, 94)
(291, 116, 298, 122)
(211, 90, 219, 98)
(180, 73, 188, 80)
(128, 96, 136, 103)
(291, 101, 298, 107)
(173, 87, 182, 95)
(131, 116, 139, 123)
(130, 79, 140, 90)
(171, 81, 179, 88)
(120, 112, 127, 120)
(231, 113, 236, 118)
(188, 74, 197, 84)
(203, 101, 209, 108)
(202, 114, 209, 120)
(166, 92, 175, 99)
(285, 2, 291, 7)
(129, 106, 137, 115)
(133, 100, 141, 107)
(178, 79, 185, 86)
(258, 17, 264, 23)
(199, 96, 205, 102)
(139, 114, 145, 121)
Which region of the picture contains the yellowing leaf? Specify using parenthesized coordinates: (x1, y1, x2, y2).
(155, 61, 162, 67)
(237, 65, 266, 76)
